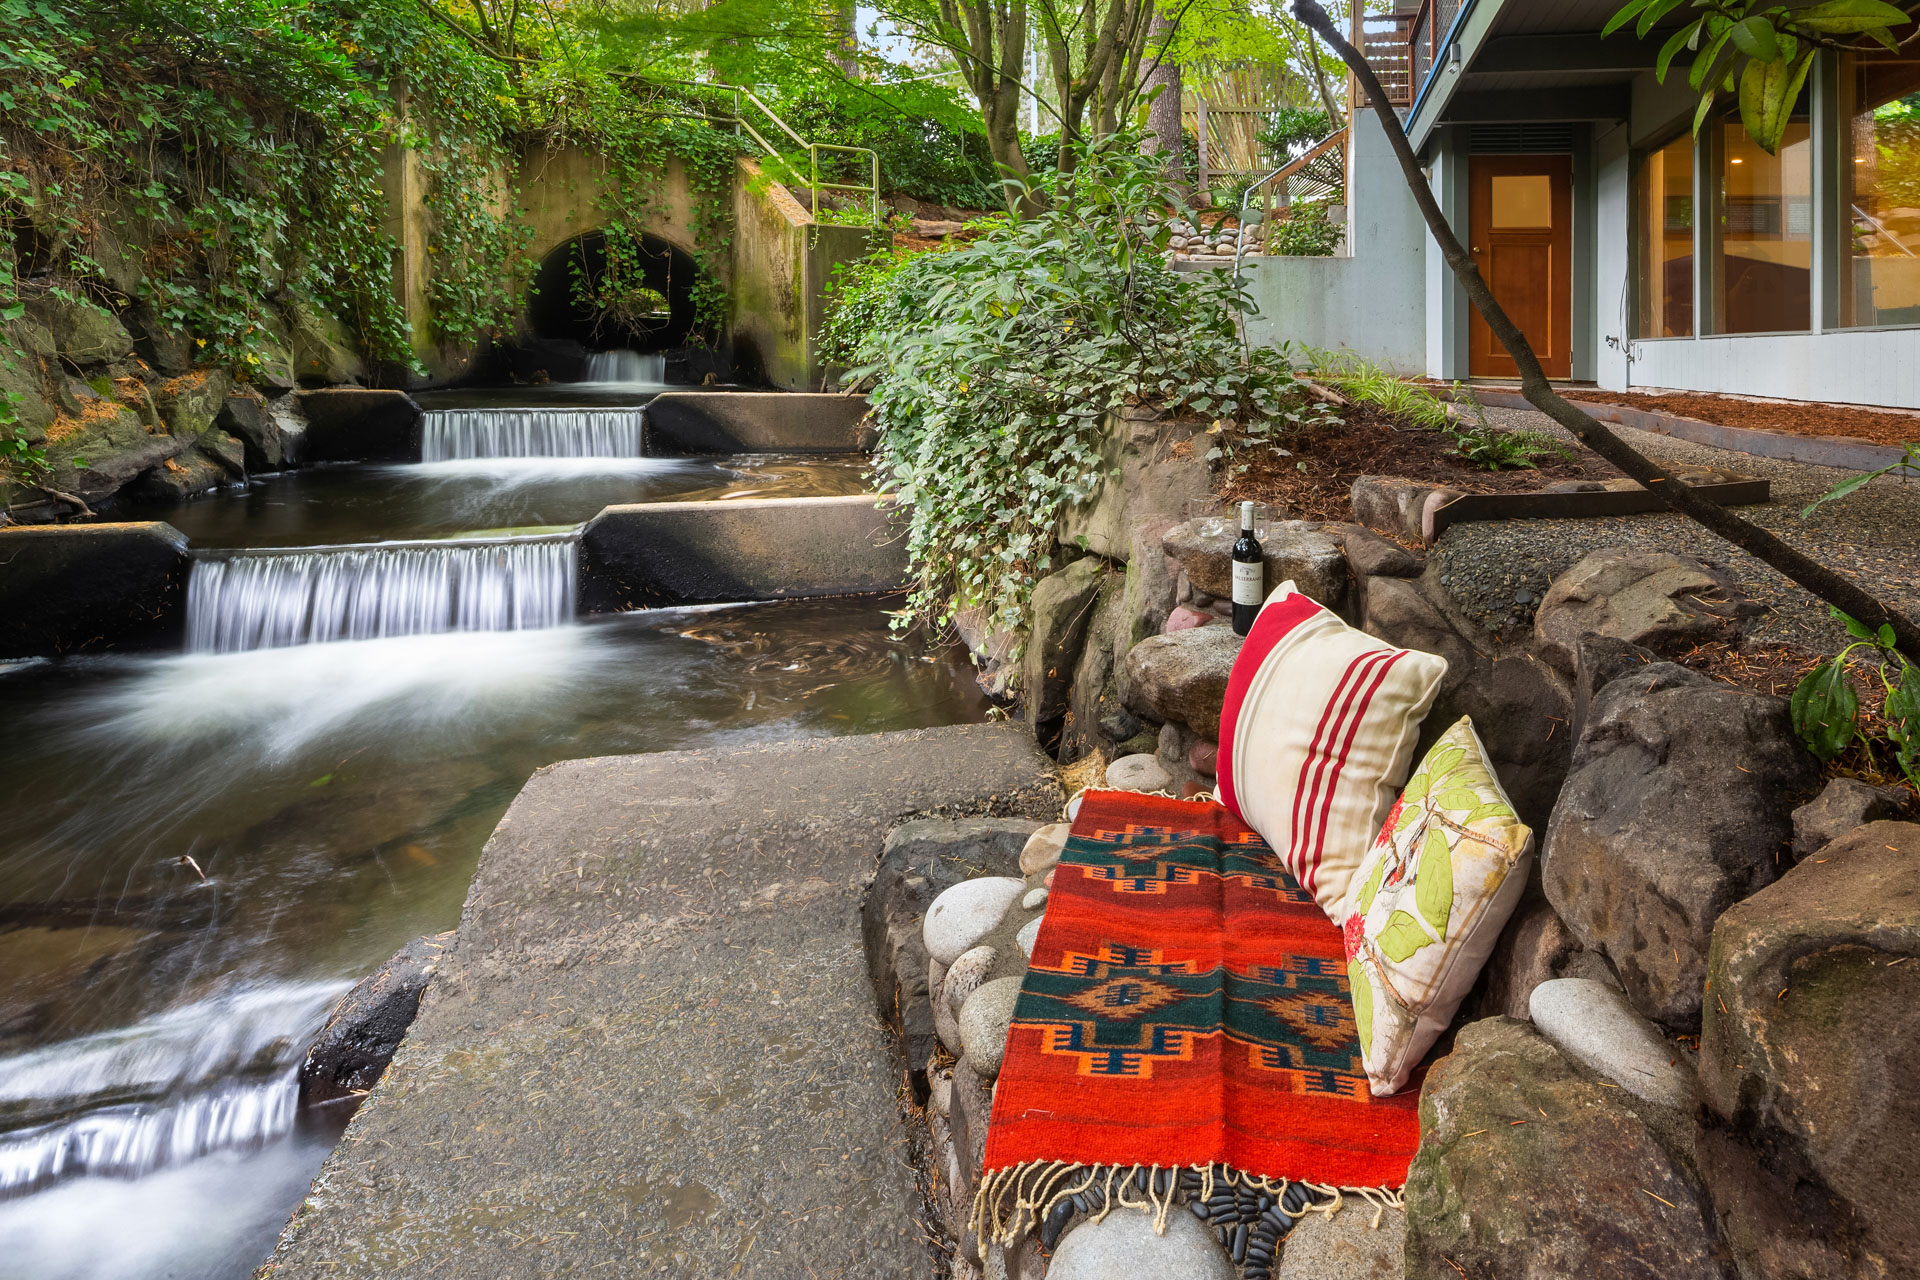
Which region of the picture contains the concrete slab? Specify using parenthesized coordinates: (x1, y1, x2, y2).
(646, 391, 876, 454)
(0, 522, 190, 656)
(265, 724, 1061, 1279)
(580, 494, 906, 611)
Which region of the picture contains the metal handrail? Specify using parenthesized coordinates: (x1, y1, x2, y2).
(673, 80, 882, 221)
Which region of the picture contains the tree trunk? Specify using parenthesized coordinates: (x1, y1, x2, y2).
(1143, 10, 1186, 194)
(1290, 0, 1920, 663)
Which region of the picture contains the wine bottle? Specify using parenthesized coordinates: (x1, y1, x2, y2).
(1231, 501, 1263, 636)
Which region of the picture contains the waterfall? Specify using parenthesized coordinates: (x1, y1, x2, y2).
(583, 349, 664, 385)
(0, 981, 344, 1197)
(421, 408, 646, 461)
(0, 1077, 301, 1196)
(186, 534, 578, 653)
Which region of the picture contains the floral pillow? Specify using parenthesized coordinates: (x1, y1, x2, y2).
(1341, 716, 1533, 1096)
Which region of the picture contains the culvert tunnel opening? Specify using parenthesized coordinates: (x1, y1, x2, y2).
(528, 230, 703, 354)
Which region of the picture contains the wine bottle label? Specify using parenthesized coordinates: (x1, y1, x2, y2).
(1232, 559, 1263, 606)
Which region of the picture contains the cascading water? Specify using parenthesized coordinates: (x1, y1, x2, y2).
(186, 534, 578, 652)
(0, 982, 344, 1198)
(582, 349, 664, 385)
(421, 407, 647, 461)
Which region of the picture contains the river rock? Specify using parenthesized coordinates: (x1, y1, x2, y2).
(1121, 626, 1242, 738)
(943, 945, 998, 1014)
(1019, 823, 1069, 876)
(1541, 663, 1817, 1029)
(40, 401, 196, 500)
(958, 976, 1023, 1077)
(1698, 821, 1920, 1276)
(151, 369, 231, 437)
(1165, 605, 1212, 632)
(1023, 557, 1108, 751)
(1276, 1206, 1404, 1279)
(1021, 886, 1047, 910)
(1533, 549, 1764, 673)
(1015, 917, 1040, 959)
(1403, 1017, 1730, 1280)
(1106, 752, 1171, 793)
(925, 877, 1026, 965)
(1528, 978, 1696, 1110)
(1162, 517, 1349, 610)
(300, 931, 453, 1105)
(1050, 1206, 1236, 1280)
(289, 303, 366, 386)
(128, 439, 239, 501)
(1791, 776, 1907, 861)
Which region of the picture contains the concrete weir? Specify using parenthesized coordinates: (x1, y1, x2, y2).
(580, 493, 906, 611)
(0, 522, 192, 655)
(644, 391, 876, 454)
(265, 725, 1060, 1279)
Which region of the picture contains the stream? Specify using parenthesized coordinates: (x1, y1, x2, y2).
(0, 367, 986, 1279)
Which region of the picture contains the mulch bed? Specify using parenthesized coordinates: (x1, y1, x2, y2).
(1674, 640, 1919, 803)
(1560, 389, 1920, 449)
(1215, 405, 1621, 523)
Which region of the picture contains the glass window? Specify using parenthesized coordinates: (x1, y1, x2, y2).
(1491, 175, 1553, 228)
(1637, 134, 1694, 337)
(1843, 46, 1920, 328)
(1717, 109, 1812, 333)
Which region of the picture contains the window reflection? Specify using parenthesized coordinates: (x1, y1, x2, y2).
(1637, 134, 1694, 337)
(1844, 47, 1920, 328)
(1718, 112, 1811, 334)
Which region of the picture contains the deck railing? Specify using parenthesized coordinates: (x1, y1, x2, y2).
(660, 81, 881, 221)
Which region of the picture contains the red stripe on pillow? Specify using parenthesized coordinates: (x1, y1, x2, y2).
(1295, 649, 1394, 894)
(1216, 592, 1324, 822)
(1306, 649, 1406, 889)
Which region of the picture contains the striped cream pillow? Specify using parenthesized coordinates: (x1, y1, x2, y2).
(1217, 582, 1450, 918)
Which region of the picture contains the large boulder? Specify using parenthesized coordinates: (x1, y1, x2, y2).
(1120, 516, 1180, 643)
(216, 394, 289, 471)
(1533, 549, 1763, 673)
(27, 296, 134, 366)
(289, 304, 366, 386)
(1697, 821, 1920, 1277)
(1161, 517, 1350, 612)
(1061, 567, 1139, 761)
(300, 931, 453, 1105)
(127, 434, 244, 501)
(39, 401, 196, 500)
(1057, 408, 1212, 561)
(1120, 626, 1242, 739)
(1541, 663, 1818, 1030)
(1403, 1017, 1731, 1280)
(1361, 574, 1570, 830)
(1021, 557, 1107, 752)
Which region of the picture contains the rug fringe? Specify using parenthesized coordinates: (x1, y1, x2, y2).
(972, 1160, 1404, 1246)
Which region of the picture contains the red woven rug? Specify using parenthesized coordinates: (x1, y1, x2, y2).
(974, 790, 1422, 1243)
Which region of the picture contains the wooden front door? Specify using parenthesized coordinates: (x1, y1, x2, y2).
(1468, 155, 1573, 379)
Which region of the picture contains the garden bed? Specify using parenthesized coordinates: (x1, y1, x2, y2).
(1560, 389, 1920, 448)
(1215, 405, 1621, 522)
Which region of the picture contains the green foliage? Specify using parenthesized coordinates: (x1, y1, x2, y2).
(1791, 607, 1920, 788)
(1801, 440, 1920, 519)
(1256, 107, 1334, 164)
(1265, 202, 1344, 256)
(1440, 386, 1576, 471)
(831, 134, 1308, 648)
(766, 78, 999, 209)
(1305, 349, 1453, 429)
(1604, 0, 1917, 153)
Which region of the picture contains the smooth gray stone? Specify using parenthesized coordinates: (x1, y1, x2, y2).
(1049, 1206, 1236, 1280)
(1529, 978, 1697, 1110)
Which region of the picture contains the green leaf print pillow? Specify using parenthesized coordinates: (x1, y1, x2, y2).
(1340, 716, 1533, 1096)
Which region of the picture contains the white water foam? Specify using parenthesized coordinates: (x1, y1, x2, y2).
(583, 349, 665, 385)
(422, 407, 646, 460)
(0, 981, 344, 1196)
(186, 534, 577, 653)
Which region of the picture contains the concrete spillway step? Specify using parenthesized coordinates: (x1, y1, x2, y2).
(264, 724, 1060, 1279)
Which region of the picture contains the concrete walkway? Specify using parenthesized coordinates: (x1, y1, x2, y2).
(265, 725, 1060, 1279)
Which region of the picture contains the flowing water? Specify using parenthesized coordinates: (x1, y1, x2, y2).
(0, 385, 978, 1279)
(583, 349, 665, 386)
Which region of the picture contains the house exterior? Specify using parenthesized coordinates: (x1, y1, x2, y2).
(1242, 0, 1920, 410)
